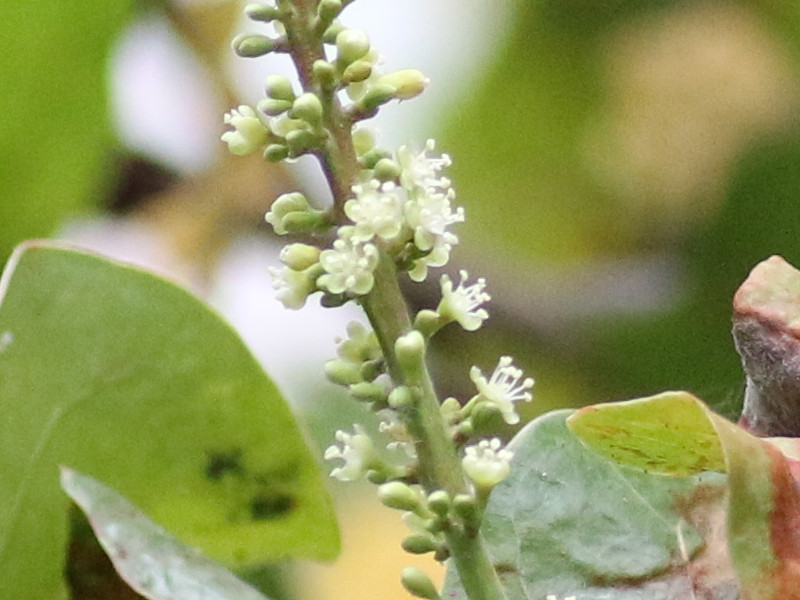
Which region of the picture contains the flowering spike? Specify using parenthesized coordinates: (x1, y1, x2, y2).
(469, 356, 534, 425)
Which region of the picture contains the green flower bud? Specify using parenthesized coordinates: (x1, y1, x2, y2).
(264, 143, 289, 162)
(265, 192, 319, 235)
(324, 358, 363, 386)
(402, 535, 437, 555)
(265, 74, 295, 102)
(349, 381, 387, 403)
(360, 83, 397, 112)
(285, 128, 319, 155)
(395, 330, 426, 378)
(244, 3, 282, 22)
(280, 243, 320, 271)
(388, 385, 415, 409)
(360, 147, 392, 169)
(401, 567, 440, 600)
(471, 402, 505, 435)
(452, 493, 479, 524)
(257, 97, 292, 117)
(351, 127, 375, 157)
(377, 69, 428, 100)
(413, 309, 444, 338)
(373, 158, 401, 181)
(232, 33, 276, 58)
(359, 359, 383, 382)
(336, 29, 370, 65)
(290, 93, 323, 125)
(378, 481, 421, 511)
(342, 59, 373, 84)
(317, 0, 342, 23)
(313, 60, 337, 90)
(426, 490, 451, 518)
(323, 20, 345, 44)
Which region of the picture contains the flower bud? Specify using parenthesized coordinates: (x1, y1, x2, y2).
(359, 359, 383, 382)
(244, 4, 282, 22)
(285, 128, 319, 155)
(313, 60, 336, 90)
(360, 83, 397, 112)
(413, 309, 443, 338)
(378, 481, 421, 511)
(342, 59, 373, 84)
(280, 243, 320, 271)
(452, 493, 478, 523)
(290, 93, 323, 125)
(349, 381, 388, 403)
(323, 21, 345, 44)
(402, 535, 437, 555)
(471, 402, 505, 435)
(265, 192, 319, 235)
(264, 143, 289, 162)
(336, 29, 370, 65)
(317, 0, 342, 23)
(373, 158, 401, 182)
(325, 358, 363, 386)
(395, 330, 426, 377)
(377, 69, 428, 100)
(388, 385, 415, 409)
(232, 33, 276, 58)
(351, 127, 375, 157)
(257, 97, 292, 117)
(265, 74, 295, 102)
(426, 490, 450, 518)
(221, 106, 269, 156)
(401, 567, 440, 600)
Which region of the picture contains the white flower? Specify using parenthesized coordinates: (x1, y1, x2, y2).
(317, 236, 379, 295)
(221, 106, 269, 156)
(462, 438, 514, 489)
(408, 243, 454, 283)
(344, 179, 406, 242)
(268, 265, 317, 310)
(470, 356, 534, 425)
(437, 270, 490, 331)
(405, 188, 463, 251)
(324, 424, 378, 481)
(397, 139, 452, 192)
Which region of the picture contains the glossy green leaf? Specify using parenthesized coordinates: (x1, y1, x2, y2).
(0, 2, 134, 264)
(61, 467, 271, 600)
(443, 411, 730, 600)
(0, 242, 339, 600)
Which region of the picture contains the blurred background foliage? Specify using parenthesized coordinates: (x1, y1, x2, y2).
(5, 0, 800, 597)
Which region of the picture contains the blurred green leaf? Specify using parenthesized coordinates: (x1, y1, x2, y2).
(0, 242, 339, 599)
(0, 2, 134, 264)
(62, 467, 271, 600)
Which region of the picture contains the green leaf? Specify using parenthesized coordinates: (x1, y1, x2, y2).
(443, 410, 728, 600)
(568, 391, 800, 599)
(0, 2, 134, 263)
(61, 467, 270, 600)
(0, 242, 339, 600)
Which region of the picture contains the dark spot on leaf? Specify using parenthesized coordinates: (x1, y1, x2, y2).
(205, 448, 243, 480)
(250, 493, 294, 520)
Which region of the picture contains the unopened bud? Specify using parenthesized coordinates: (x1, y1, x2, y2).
(342, 59, 373, 84)
(325, 359, 363, 386)
(395, 330, 426, 378)
(452, 493, 479, 524)
(388, 385, 415, 409)
(352, 128, 375, 156)
(257, 97, 292, 117)
(360, 83, 397, 112)
(377, 69, 428, 100)
(401, 567, 440, 600)
(402, 535, 437, 555)
(373, 158, 401, 181)
(280, 243, 320, 271)
(426, 490, 450, 518)
(313, 60, 336, 90)
(317, 0, 342, 23)
(285, 128, 319, 155)
(290, 93, 323, 125)
(336, 29, 370, 65)
(244, 4, 282, 22)
(264, 143, 289, 162)
(265, 74, 295, 102)
(378, 481, 421, 511)
(323, 21, 345, 44)
(349, 381, 387, 403)
(232, 33, 276, 58)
